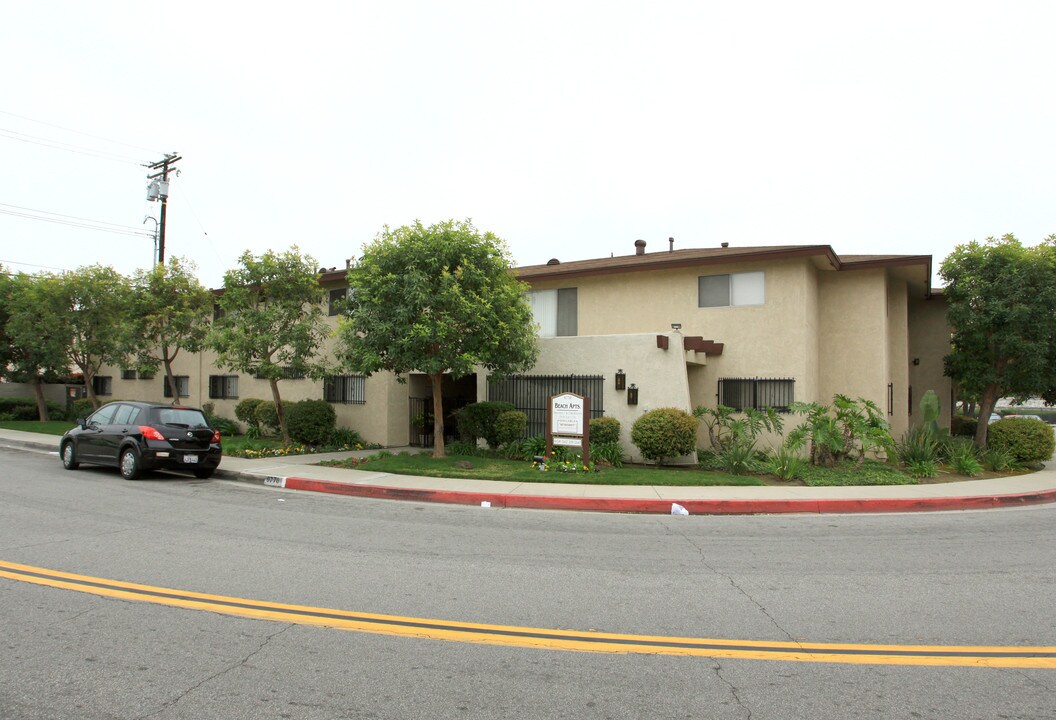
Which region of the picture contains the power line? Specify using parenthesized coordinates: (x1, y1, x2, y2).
(0, 203, 154, 238)
(0, 128, 146, 166)
(0, 108, 165, 155)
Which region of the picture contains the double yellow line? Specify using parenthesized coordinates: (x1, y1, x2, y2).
(2, 560, 1053, 669)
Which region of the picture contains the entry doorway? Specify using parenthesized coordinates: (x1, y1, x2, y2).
(408, 373, 477, 447)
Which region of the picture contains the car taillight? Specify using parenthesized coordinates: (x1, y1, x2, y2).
(139, 426, 166, 441)
(211, 430, 222, 443)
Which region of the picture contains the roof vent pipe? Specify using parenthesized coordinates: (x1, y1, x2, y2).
(669, 237, 674, 252)
(635, 239, 647, 256)
(721, 242, 729, 249)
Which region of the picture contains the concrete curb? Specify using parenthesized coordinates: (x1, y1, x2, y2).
(247, 473, 1056, 515)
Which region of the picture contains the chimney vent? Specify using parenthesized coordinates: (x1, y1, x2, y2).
(669, 237, 674, 252)
(546, 258, 560, 265)
(721, 242, 729, 249)
(634, 239, 647, 256)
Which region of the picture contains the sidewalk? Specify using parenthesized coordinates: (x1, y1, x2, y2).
(5, 428, 1056, 515)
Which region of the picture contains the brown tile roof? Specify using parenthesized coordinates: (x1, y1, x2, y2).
(515, 244, 932, 281)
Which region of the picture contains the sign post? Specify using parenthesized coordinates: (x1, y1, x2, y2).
(546, 392, 591, 466)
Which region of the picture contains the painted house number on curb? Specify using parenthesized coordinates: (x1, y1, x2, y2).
(264, 476, 287, 488)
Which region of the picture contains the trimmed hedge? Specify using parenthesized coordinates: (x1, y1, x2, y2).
(951, 415, 977, 438)
(630, 407, 699, 465)
(494, 410, 528, 447)
(285, 399, 337, 446)
(0, 396, 67, 421)
(987, 418, 1055, 465)
(254, 401, 280, 433)
(589, 416, 621, 444)
(456, 401, 516, 448)
(235, 398, 265, 429)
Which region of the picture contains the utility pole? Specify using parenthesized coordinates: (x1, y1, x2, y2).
(145, 153, 181, 264)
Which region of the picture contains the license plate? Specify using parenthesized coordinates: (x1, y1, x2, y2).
(183, 454, 199, 464)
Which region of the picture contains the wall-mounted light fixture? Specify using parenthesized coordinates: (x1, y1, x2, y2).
(615, 369, 626, 390)
(912, 358, 920, 366)
(627, 384, 639, 405)
(671, 323, 682, 331)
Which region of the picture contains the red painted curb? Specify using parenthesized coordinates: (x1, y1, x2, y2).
(276, 477, 1056, 514)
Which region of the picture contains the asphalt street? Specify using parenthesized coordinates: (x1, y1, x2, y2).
(2, 446, 1055, 719)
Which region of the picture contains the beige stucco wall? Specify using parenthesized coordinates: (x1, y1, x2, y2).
(886, 277, 910, 438)
(478, 332, 696, 464)
(816, 269, 889, 410)
(530, 259, 823, 411)
(908, 294, 953, 429)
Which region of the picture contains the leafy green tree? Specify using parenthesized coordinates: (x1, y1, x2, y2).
(1, 272, 72, 420)
(208, 247, 330, 445)
(940, 234, 1056, 446)
(335, 219, 538, 458)
(126, 257, 213, 405)
(34, 265, 131, 409)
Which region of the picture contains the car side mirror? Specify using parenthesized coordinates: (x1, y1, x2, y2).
(76, 417, 87, 429)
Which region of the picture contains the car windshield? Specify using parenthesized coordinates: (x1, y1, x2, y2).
(155, 408, 211, 429)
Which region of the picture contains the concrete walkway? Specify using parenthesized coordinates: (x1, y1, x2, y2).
(5, 428, 1056, 515)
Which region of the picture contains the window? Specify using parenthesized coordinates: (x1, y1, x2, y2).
(121, 369, 137, 380)
(208, 375, 239, 400)
(92, 376, 113, 396)
(212, 303, 225, 322)
(163, 375, 190, 398)
(88, 404, 118, 426)
(698, 272, 765, 308)
(111, 404, 141, 425)
(324, 375, 366, 404)
(139, 369, 155, 380)
(328, 288, 347, 316)
(718, 377, 794, 412)
(254, 365, 306, 380)
(528, 287, 577, 337)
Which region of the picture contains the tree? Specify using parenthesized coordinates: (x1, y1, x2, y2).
(38, 265, 131, 409)
(1, 272, 71, 420)
(208, 247, 330, 445)
(940, 234, 1056, 446)
(126, 257, 213, 405)
(335, 219, 539, 458)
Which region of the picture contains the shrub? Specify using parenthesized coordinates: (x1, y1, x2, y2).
(522, 435, 546, 458)
(326, 426, 366, 449)
(716, 439, 760, 475)
(589, 416, 621, 445)
(987, 418, 1055, 466)
(765, 446, 805, 481)
(447, 440, 480, 457)
(982, 446, 1016, 471)
(590, 440, 625, 468)
(254, 401, 279, 434)
(907, 459, 938, 478)
(71, 398, 96, 421)
(456, 401, 516, 448)
(494, 410, 528, 448)
(951, 415, 977, 438)
(284, 400, 337, 446)
(630, 407, 698, 465)
(235, 398, 264, 429)
(208, 414, 240, 437)
(896, 425, 941, 465)
(947, 438, 983, 477)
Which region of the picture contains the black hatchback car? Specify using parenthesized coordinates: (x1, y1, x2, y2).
(60, 402, 223, 480)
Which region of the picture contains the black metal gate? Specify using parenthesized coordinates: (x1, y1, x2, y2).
(487, 374, 605, 438)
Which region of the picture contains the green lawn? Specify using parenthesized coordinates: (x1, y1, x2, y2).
(0, 420, 76, 436)
(322, 451, 768, 486)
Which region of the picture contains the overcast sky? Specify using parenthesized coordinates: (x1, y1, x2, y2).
(2, 1, 1053, 290)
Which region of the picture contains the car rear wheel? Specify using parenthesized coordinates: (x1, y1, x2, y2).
(193, 468, 215, 479)
(61, 442, 79, 470)
(120, 448, 141, 480)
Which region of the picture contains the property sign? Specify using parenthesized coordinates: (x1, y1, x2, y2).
(546, 392, 591, 465)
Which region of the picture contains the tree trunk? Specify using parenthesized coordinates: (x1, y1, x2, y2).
(31, 374, 49, 422)
(430, 372, 446, 458)
(974, 385, 1000, 448)
(270, 378, 290, 446)
(163, 352, 179, 406)
(83, 370, 100, 409)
